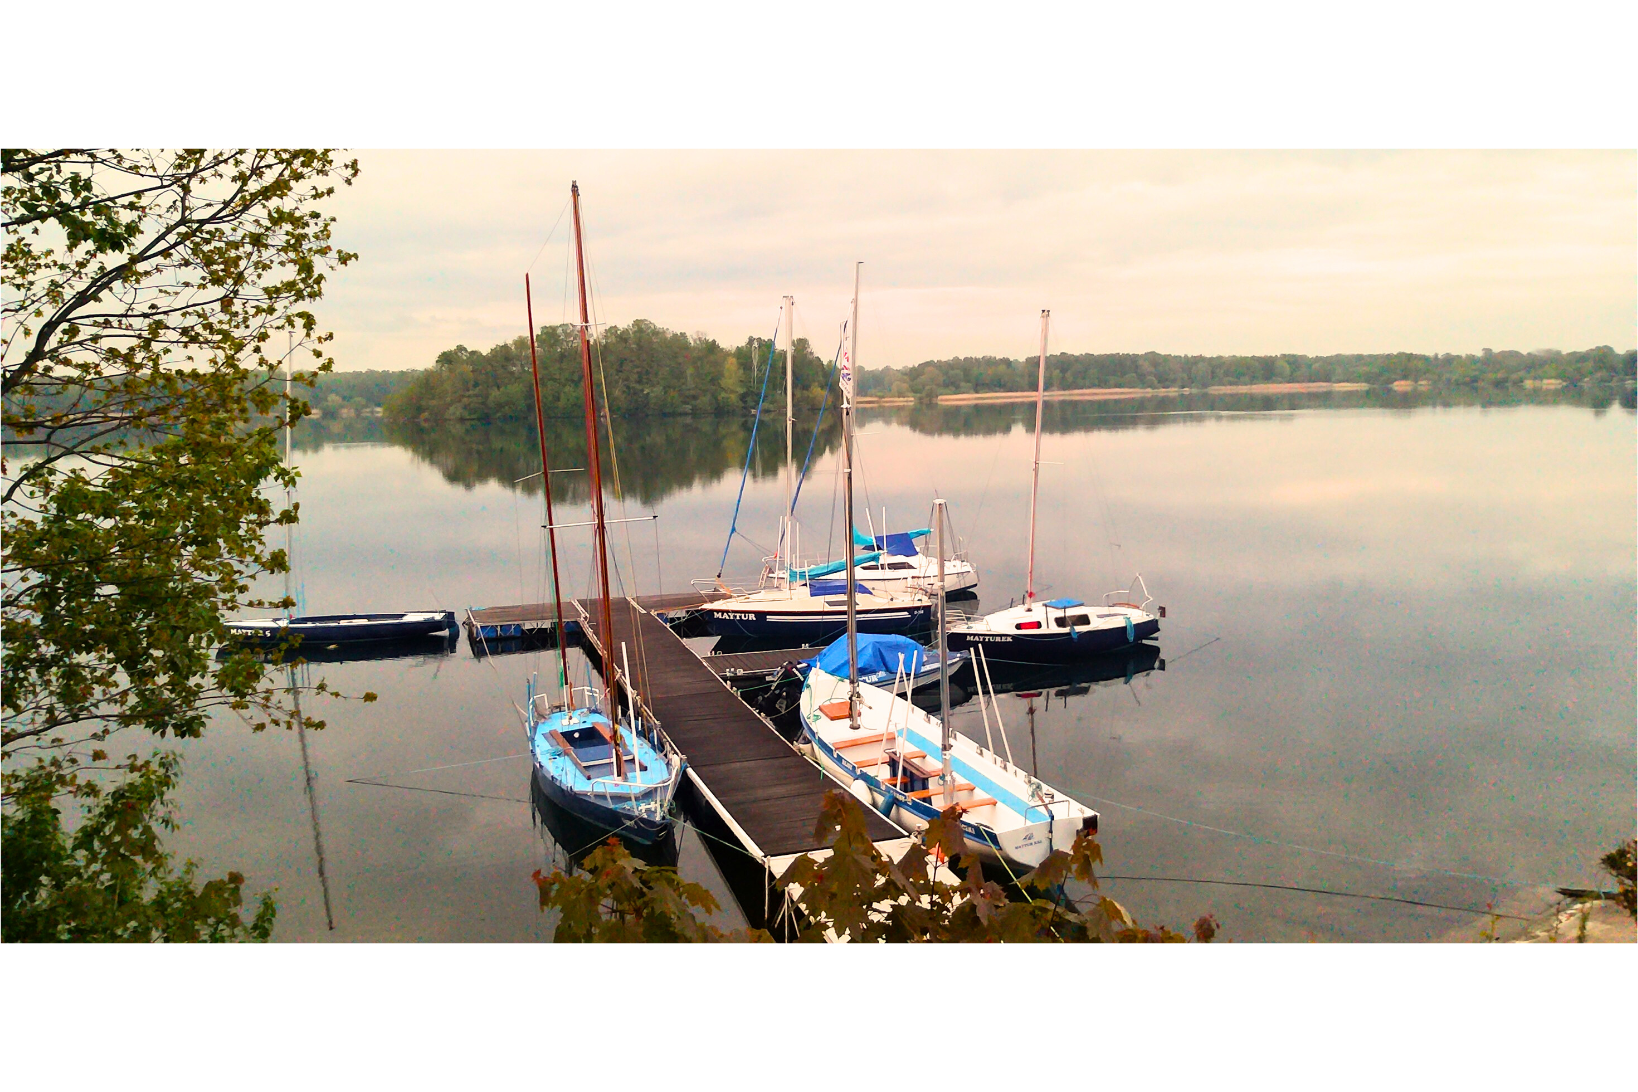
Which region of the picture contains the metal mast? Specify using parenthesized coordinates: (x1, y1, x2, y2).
(783, 295, 795, 585)
(843, 263, 862, 730)
(935, 498, 952, 795)
(525, 274, 572, 704)
(284, 330, 293, 620)
(570, 183, 622, 765)
(1025, 309, 1049, 604)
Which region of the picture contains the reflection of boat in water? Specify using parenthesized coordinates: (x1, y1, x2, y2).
(977, 642, 1162, 697)
(465, 626, 566, 659)
(529, 773, 679, 869)
(221, 629, 459, 665)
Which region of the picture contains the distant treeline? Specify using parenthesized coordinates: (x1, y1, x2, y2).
(310, 369, 419, 414)
(856, 346, 1637, 401)
(302, 324, 1637, 425)
(379, 321, 832, 423)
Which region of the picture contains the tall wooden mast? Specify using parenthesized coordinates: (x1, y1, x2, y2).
(525, 274, 572, 703)
(934, 497, 952, 794)
(570, 183, 621, 731)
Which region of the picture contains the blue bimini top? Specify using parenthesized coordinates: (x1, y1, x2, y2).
(1043, 597, 1085, 609)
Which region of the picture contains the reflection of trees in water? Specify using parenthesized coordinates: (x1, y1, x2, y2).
(872, 385, 1633, 438)
(274, 385, 1632, 506)
(290, 414, 388, 450)
(382, 413, 844, 506)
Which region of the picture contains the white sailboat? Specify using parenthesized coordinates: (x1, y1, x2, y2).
(701, 293, 935, 643)
(843, 524, 980, 596)
(798, 273, 1098, 872)
(947, 310, 1162, 664)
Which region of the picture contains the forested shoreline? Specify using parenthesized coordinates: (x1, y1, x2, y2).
(371, 321, 831, 423)
(858, 345, 1637, 401)
(301, 321, 1637, 423)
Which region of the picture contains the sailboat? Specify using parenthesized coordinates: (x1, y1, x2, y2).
(517, 182, 684, 845)
(946, 310, 1162, 664)
(843, 523, 979, 596)
(700, 293, 935, 643)
(797, 273, 1098, 872)
(225, 335, 456, 648)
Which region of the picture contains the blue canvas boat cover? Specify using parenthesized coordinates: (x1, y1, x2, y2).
(1043, 597, 1085, 608)
(808, 579, 849, 596)
(809, 633, 929, 677)
(794, 551, 881, 580)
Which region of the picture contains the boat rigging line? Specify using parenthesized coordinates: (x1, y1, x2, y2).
(716, 314, 782, 577)
(524, 196, 572, 275)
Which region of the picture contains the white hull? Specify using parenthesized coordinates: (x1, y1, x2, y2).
(852, 548, 978, 595)
(798, 666, 1096, 870)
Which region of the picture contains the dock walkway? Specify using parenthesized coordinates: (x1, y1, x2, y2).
(701, 646, 816, 682)
(572, 596, 907, 928)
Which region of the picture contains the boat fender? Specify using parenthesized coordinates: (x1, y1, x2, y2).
(1124, 616, 1134, 643)
(847, 778, 874, 810)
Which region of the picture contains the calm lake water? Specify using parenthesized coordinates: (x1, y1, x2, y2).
(165, 390, 1637, 941)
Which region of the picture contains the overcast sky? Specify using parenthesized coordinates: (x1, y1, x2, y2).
(320, 150, 1635, 373)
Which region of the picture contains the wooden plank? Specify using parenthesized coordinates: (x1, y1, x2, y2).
(702, 648, 814, 676)
(465, 591, 723, 630)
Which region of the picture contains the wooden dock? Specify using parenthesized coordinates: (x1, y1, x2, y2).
(570, 596, 911, 930)
(463, 590, 726, 641)
(700, 646, 816, 682)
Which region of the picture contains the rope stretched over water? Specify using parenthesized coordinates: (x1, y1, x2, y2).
(1082, 793, 1542, 889)
(1087, 875, 1537, 922)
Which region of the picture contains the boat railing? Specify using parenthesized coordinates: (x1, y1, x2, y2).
(584, 760, 683, 815)
(533, 685, 607, 721)
(1102, 572, 1153, 611)
(691, 576, 752, 598)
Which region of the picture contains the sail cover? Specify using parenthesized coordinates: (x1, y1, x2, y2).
(809, 633, 929, 678)
(851, 527, 931, 553)
(794, 551, 882, 580)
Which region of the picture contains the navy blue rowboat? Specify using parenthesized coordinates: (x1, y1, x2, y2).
(225, 610, 458, 647)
